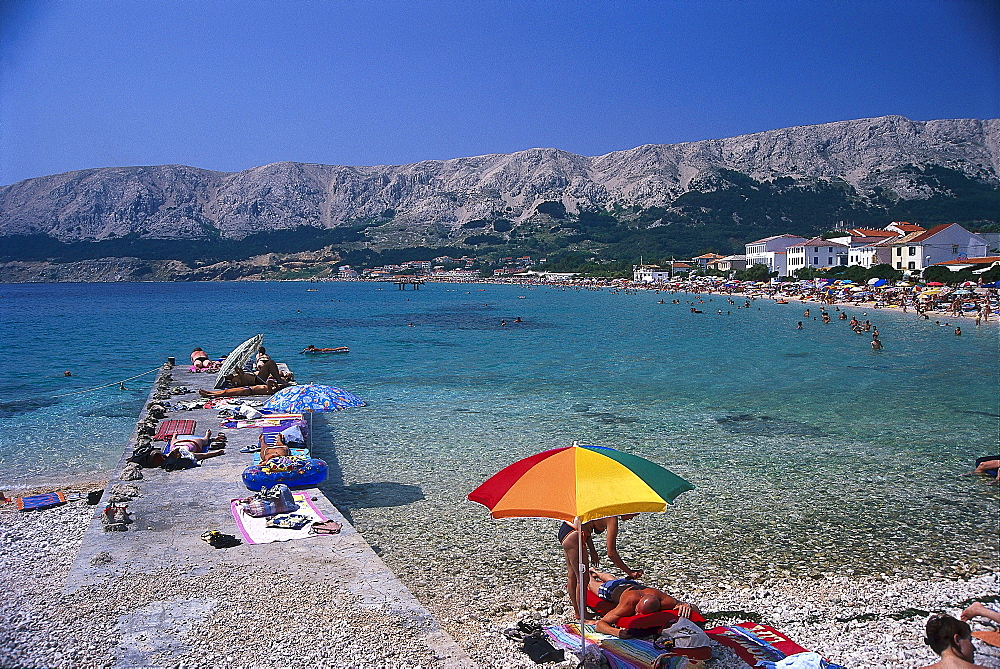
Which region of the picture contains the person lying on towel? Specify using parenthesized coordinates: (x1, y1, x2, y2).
(168, 431, 223, 454)
(588, 567, 701, 639)
(199, 379, 287, 398)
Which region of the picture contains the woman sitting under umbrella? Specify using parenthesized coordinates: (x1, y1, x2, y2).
(559, 514, 642, 621)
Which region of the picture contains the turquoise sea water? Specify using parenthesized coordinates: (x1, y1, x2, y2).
(0, 281, 997, 579)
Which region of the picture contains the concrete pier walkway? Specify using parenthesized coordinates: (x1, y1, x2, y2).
(64, 363, 471, 668)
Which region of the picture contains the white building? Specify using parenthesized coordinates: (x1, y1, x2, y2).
(633, 265, 671, 283)
(886, 223, 988, 274)
(786, 238, 849, 273)
(744, 235, 807, 277)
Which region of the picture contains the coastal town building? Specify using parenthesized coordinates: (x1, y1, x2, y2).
(707, 254, 747, 272)
(886, 223, 988, 274)
(337, 265, 359, 279)
(786, 238, 849, 272)
(692, 252, 725, 269)
(633, 265, 670, 282)
(744, 234, 807, 277)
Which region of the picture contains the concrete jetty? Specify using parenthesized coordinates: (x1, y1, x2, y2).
(63, 362, 471, 668)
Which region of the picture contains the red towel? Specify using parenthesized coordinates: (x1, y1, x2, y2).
(154, 419, 196, 441)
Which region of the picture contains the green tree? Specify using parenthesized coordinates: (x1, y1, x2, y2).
(738, 263, 774, 282)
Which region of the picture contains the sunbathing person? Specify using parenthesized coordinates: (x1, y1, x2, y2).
(587, 568, 700, 638)
(920, 613, 988, 668)
(168, 431, 224, 454)
(199, 379, 285, 398)
(190, 347, 213, 369)
(129, 442, 224, 469)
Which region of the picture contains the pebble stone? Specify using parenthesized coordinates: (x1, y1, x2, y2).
(1, 487, 998, 668)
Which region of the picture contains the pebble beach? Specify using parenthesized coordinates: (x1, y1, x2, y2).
(1, 487, 998, 668)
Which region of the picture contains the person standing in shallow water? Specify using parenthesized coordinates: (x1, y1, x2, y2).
(559, 515, 641, 621)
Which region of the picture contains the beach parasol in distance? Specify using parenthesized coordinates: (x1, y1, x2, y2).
(468, 441, 694, 663)
(214, 334, 264, 388)
(263, 383, 365, 449)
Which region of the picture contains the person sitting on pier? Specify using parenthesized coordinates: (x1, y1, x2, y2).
(199, 378, 286, 398)
(254, 347, 285, 384)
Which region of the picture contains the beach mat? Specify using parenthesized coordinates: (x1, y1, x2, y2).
(252, 448, 309, 464)
(544, 624, 706, 669)
(154, 419, 196, 441)
(230, 492, 327, 545)
(16, 491, 67, 511)
(221, 417, 301, 429)
(706, 623, 844, 668)
(973, 630, 1000, 647)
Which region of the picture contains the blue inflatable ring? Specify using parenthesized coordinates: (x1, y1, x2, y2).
(242, 456, 328, 491)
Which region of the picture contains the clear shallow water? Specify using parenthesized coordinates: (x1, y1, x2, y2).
(0, 281, 997, 579)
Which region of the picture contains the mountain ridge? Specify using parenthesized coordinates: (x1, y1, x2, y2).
(1, 115, 998, 275)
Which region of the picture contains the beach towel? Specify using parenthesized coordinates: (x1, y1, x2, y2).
(16, 491, 66, 511)
(230, 492, 327, 544)
(253, 448, 309, 465)
(973, 630, 1000, 647)
(544, 624, 707, 669)
(705, 623, 844, 668)
(154, 419, 196, 441)
(221, 417, 302, 429)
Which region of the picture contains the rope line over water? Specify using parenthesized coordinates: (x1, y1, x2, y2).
(51, 367, 162, 398)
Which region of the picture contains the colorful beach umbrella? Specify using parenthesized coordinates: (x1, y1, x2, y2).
(468, 442, 694, 662)
(468, 443, 694, 523)
(263, 383, 365, 448)
(263, 383, 365, 413)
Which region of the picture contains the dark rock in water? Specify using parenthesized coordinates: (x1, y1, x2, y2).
(0, 398, 59, 415)
(591, 412, 639, 425)
(715, 414, 824, 437)
(570, 403, 591, 412)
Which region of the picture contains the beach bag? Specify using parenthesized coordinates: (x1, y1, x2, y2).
(240, 484, 297, 517)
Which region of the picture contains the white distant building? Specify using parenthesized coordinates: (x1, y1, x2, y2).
(886, 223, 988, 274)
(786, 238, 849, 273)
(633, 265, 671, 283)
(744, 234, 807, 277)
(337, 265, 359, 279)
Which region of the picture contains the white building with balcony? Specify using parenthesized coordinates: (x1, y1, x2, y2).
(744, 235, 807, 277)
(785, 238, 849, 273)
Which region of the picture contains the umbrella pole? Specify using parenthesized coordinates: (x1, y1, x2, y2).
(577, 516, 587, 664)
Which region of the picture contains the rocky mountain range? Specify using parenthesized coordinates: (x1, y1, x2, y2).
(1, 115, 998, 280)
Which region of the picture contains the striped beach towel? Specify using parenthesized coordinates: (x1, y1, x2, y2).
(16, 491, 66, 511)
(153, 419, 196, 441)
(543, 624, 705, 669)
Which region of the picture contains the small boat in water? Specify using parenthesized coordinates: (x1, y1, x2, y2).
(301, 346, 350, 354)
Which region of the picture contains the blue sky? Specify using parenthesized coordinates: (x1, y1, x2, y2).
(1, 0, 997, 186)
